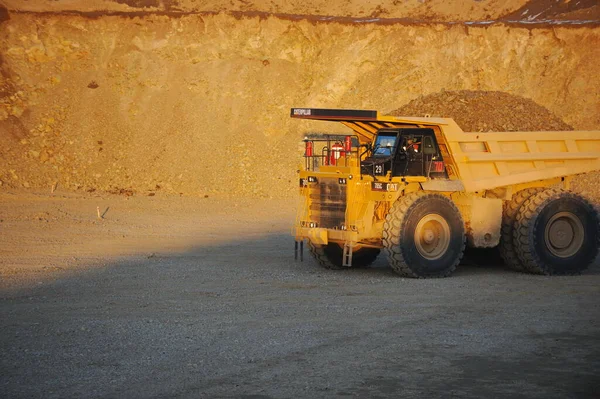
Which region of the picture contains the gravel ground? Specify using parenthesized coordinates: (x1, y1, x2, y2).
(1, 190, 599, 398)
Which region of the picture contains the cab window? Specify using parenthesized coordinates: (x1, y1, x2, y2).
(374, 135, 397, 157)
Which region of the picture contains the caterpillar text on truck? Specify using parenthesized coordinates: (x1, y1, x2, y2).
(291, 108, 600, 277)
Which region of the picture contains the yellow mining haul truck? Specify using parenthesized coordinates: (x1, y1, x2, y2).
(291, 108, 600, 278)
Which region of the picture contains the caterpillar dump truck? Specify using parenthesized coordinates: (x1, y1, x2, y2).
(291, 108, 600, 278)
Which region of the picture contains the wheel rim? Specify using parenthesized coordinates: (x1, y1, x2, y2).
(414, 213, 451, 260)
(544, 211, 584, 258)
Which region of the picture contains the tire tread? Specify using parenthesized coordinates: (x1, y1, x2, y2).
(499, 187, 544, 272)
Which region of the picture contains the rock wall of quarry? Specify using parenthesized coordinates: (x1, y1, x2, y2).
(0, 11, 599, 197)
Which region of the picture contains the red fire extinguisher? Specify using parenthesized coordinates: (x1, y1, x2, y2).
(329, 142, 344, 166)
(305, 140, 313, 157)
(344, 136, 352, 152)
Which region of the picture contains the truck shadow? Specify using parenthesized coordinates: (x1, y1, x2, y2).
(2, 233, 599, 297)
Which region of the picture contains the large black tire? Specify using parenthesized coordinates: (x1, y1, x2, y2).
(514, 189, 600, 275)
(499, 187, 544, 272)
(308, 242, 380, 270)
(383, 192, 465, 278)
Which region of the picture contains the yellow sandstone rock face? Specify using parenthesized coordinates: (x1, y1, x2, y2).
(0, 8, 598, 197)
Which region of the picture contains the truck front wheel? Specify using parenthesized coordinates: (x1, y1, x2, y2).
(383, 192, 465, 278)
(514, 189, 600, 275)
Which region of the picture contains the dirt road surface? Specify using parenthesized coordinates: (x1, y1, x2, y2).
(1, 190, 599, 398)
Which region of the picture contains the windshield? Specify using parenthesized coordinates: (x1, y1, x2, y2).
(373, 135, 397, 156)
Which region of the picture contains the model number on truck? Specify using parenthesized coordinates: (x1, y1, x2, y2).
(372, 182, 399, 192)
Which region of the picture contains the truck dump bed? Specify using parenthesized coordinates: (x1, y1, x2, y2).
(444, 127, 600, 192)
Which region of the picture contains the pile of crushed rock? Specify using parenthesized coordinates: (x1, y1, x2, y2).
(388, 90, 573, 132)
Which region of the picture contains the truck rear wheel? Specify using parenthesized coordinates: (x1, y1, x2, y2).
(383, 192, 465, 278)
(499, 187, 544, 272)
(308, 242, 380, 270)
(514, 189, 600, 275)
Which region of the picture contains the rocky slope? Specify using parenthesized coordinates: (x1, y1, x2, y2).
(3, 0, 599, 24)
(0, 1, 598, 198)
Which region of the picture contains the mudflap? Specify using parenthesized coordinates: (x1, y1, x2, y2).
(294, 240, 304, 262)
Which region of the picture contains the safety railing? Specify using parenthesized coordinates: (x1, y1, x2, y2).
(302, 135, 361, 172)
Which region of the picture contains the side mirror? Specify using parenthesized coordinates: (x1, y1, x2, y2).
(423, 136, 436, 155)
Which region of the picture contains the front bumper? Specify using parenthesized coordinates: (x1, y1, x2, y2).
(293, 227, 359, 245)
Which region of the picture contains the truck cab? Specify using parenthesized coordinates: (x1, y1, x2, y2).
(361, 128, 447, 179)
